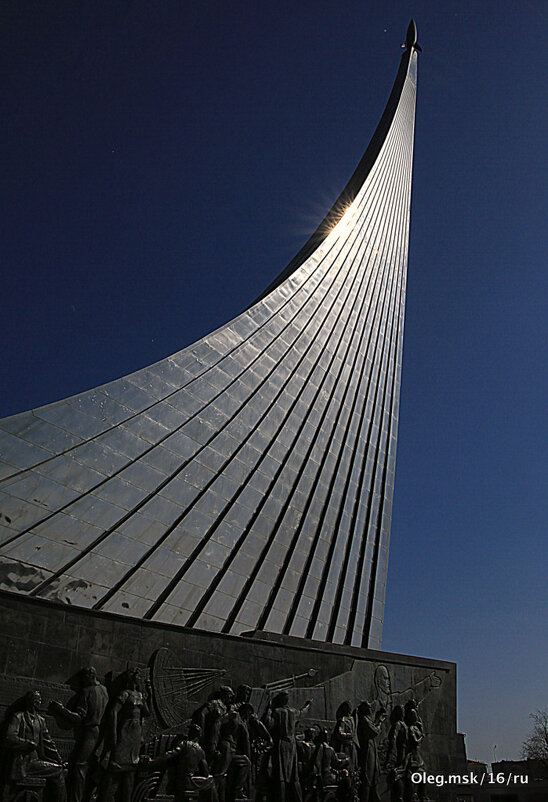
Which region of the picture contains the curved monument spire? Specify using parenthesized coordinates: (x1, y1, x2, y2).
(0, 26, 418, 649)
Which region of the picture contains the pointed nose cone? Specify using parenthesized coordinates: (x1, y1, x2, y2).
(406, 19, 418, 48)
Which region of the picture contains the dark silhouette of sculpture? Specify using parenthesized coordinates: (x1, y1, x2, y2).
(232, 685, 252, 710)
(226, 703, 270, 802)
(309, 728, 352, 800)
(191, 685, 258, 801)
(210, 717, 236, 802)
(296, 727, 316, 795)
(312, 729, 338, 791)
(331, 702, 359, 773)
(97, 668, 150, 802)
(51, 666, 108, 802)
(356, 701, 384, 802)
(246, 703, 273, 802)
(192, 686, 235, 765)
(385, 706, 407, 802)
(0, 653, 440, 802)
(403, 703, 425, 802)
(147, 724, 215, 801)
(404, 19, 422, 52)
(237, 703, 271, 757)
(3, 691, 66, 802)
(265, 691, 310, 802)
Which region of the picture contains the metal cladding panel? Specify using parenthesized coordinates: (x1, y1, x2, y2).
(0, 40, 418, 649)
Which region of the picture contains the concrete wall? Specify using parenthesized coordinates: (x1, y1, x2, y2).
(0, 591, 466, 797)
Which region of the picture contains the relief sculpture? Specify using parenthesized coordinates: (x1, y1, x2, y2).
(0, 652, 442, 802)
(3, 690, 66, 802)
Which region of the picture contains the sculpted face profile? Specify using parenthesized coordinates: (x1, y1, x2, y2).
(376, 666, 390, 692)
(25, 690, 42, 711)
(373, 664, 441, 715)
(81, 666, 98, 686)
(374, 665, 392, 700)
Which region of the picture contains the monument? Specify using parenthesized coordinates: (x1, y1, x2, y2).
(0, 21, 467, 801)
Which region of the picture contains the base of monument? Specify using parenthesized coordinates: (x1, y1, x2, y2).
(0, 590, 467, 800)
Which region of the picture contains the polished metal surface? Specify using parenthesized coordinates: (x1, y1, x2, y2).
(0, 34, 418, 649)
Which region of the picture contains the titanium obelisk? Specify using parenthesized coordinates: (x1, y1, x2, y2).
(0, 22, 420, 649)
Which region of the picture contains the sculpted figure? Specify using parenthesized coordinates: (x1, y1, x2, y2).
(373, 666, 392, 713)
(373, 665, 441, 720)
(225, 703, 271, 802)
(385, 706, 407, 802)
(312, 728, 338, 790)
(232, 685, 252, 710)
(311, 729, 350, 797)
(331, 701, 359, 772)
(210, 718, 236, 802)
(356, 701, 384, 802)
(192, 686, 234, 764)
(51, 666, 108, 802)
(403, 704, 425, 802)
(237, 702, 272, 756)
(245, 703, 273, 802)
(296, 727, 316, 793)
(148, 724, 216, 801)
(265, 691, 310, 802)
(3, 690, 66, 802)
(97, 667, 150, 802)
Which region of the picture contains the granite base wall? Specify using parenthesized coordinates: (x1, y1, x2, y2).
(0, 591, 466, 800)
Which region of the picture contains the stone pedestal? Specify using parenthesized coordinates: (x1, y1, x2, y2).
(0, 591, 467, 800)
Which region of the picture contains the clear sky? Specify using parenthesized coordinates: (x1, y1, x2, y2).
(2, 0, 547, 765)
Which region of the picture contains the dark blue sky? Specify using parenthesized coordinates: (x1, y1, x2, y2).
(2, 0, 547, 764)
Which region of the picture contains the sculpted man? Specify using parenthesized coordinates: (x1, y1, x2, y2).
(264, 691, 311, 802)
(52, 666, 108, 802)
(403, 702, 426, 802)
(356, 700, 385, 802)
(385, 705, 408, 802)
(147, 724, 216, 802)
(3, 690, 66, 802)
(311, 728, 340, 791)
(192, 685, 235, 764)
(331, 700, 359, 772)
